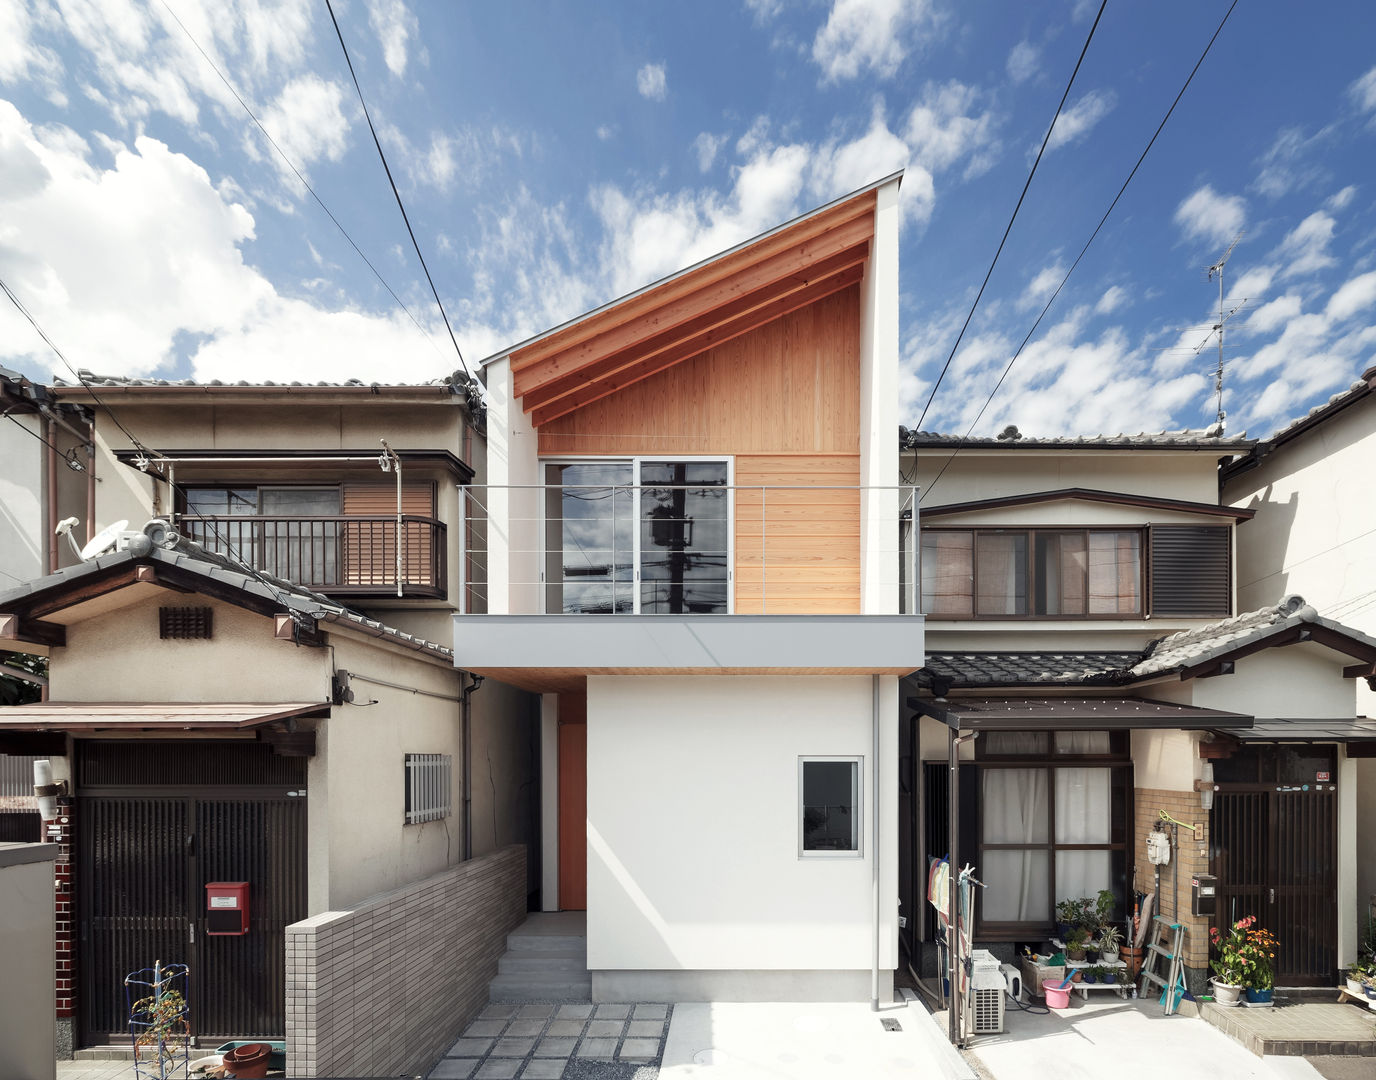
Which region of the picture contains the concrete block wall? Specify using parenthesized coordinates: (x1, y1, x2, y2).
(285, 845, 527, 1078)
(1134, 787, 1211, 983)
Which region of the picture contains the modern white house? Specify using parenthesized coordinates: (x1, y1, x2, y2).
(454, 173, 923, 1004)
(902, 428, 1376, 992)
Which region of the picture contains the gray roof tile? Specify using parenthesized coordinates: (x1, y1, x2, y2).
(902, 427, 1254, 450)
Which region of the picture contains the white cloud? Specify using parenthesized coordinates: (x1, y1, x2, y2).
(1274, 210, 1337, 279)
(1326, 185, 1358, 212)
(812, 0, 931, 84)
(636, 62, 667, 101)
(367, 0, 419, 78)
(1245, 294, 1302, 336)
(596, 124, 615, 141)
(255, 75, 351, 181)
(1043, 89, 1116, 154)
(1173, 185, 1246, 246)
(0, 0, 63, 91)
(744, 0, 784, 22)
(1252, 126, 1330, 200)
(904, 80, 999, 179)
(692, 131, 727, 172)
(811, 103, 910, 215)
(1325, 271, 1376, 323)
(1095, 285, 1127, 315)
(1006, 41, 1039, 84)
(1019, 263, 1065, 311)
(0, 99, 446, 385)
(1350, 65, 1376, 113)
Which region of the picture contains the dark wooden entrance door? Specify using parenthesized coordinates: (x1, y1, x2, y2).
(77, 741, 306, 1045)
(1210, 746, 1339, 986)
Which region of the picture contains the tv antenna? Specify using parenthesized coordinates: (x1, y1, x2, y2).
(1200, 233, 1244, 430)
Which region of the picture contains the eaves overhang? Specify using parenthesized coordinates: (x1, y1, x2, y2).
(451, 613, 922, 679)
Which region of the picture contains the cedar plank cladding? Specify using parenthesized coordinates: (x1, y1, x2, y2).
(340, 482, 435, 586)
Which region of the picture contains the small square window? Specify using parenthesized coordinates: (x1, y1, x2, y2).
(799, 757, 861, 857)
(404, 753, 451, 825)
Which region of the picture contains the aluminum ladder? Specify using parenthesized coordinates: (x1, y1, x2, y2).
(1138, 915, 1187, 1015)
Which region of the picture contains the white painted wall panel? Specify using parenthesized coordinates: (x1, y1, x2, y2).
(586, 675, 897, 973)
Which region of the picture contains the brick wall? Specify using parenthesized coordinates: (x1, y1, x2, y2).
(1135, 787, 1210, 987)
(285, 844, 527, 1078)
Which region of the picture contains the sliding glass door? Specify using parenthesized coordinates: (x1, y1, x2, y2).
(544, 459, 730, 614)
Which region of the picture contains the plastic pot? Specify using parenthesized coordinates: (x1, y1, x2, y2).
(224, 1042, 272, 1079)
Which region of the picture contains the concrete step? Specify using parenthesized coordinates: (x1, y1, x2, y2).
(506, 931, 587, 953)
(73, 1047, 136, 1060)
(488, 971, 592, 1003)
(499, 949, 587, 974)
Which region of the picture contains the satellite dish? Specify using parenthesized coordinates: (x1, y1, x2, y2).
(79, 520, 129, 560)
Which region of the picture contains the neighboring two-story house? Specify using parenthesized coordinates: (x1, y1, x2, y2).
(453, 173, 922, 1005)
(0, 374, 540, 1054)
(902, 429, 1376, 994)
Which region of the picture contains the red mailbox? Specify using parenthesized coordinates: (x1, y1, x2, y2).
(205, 881, 250, 936)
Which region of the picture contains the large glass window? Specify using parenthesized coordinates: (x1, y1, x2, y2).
(922, 528, 1142, 619)
(545, 459, 729, 614)
(184, 486, 340, 581)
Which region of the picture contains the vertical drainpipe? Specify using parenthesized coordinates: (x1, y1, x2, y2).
(460, 672, 485, 861)
(947, 719, 960, 1047)
(871, 674, 881, 1012)
(45, 416, 59, 574)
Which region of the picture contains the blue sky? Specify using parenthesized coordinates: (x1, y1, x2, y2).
(2, 0, 1375, 439)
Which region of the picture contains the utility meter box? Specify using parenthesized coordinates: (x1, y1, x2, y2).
(206, 882, 250, 935)
(1191, 874, 1218, 917)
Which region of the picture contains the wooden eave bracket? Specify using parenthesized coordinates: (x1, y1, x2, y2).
(0, 612, 66, 648)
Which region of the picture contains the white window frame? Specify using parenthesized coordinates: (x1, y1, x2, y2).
(404, 753, 451, 825)
(798, 755, 863, 859)
(541, 455, 735, 614)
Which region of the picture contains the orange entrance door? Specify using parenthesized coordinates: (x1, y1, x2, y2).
(557, 692, 587, 910)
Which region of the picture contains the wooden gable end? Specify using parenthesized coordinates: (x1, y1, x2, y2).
(510, 188, 876, 428)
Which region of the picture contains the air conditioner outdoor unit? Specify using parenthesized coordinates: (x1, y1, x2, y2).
(970, 949, 1005, 1034)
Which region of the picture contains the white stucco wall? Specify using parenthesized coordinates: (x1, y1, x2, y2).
(1131, 729, 1199, 792)
(0, 416, 44, 585)
(1184, 647, 1360, 720)
(0, 846, 56, 1080)
(480, 358, 541, 615)
(585, 675, 898, 979)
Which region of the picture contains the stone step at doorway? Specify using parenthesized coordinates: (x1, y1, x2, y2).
(488, 911, 591, 1004)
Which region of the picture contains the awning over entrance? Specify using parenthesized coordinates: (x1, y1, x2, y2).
(910, 695, 1253, 731)
(1232, 717, 1376, 742)
(0, 702, 329, 732)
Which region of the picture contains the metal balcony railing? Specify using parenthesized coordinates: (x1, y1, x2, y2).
(180, 514, 446, 597)
(455, 484, 919, 616)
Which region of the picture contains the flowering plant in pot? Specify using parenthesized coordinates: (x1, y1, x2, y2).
(1237, 919, 1278, 1005)
(1208, 917, 1256, 1006)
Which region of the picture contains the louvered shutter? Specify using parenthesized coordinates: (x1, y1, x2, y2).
(1147, 524, 1231, 618)
(340, 482, 436, 586)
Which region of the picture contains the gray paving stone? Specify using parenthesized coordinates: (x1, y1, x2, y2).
(475, 1061, 521, 1080)
(534, 1035, 577, 1057)
(547, 1019, 585, 1037)
(506, 1019, 546, 1038)
(482, 1004, 520, 1020)
(619, 1037, 661, 1061)
(492, 1036, 537, 1057)
(519, 1003, 557, 1019)
(626, 1019, 664, 1038)
(429, 1060, 478, 1080)
(585, 1019, 624, 1038)
(632, 1003, 669, 1020)
(576, 1037, 617, 1059)
(463, 1019, 508, 1038)
(594, 1003, 631, 1019)
(519, 1062, 566, 1080)
(449, 1037, 494, 1057)
(556, 1003, 594, 1020)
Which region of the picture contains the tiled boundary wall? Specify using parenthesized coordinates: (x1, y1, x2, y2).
(1135, 787, 1211, 991)
(286, 845, 527, 1078)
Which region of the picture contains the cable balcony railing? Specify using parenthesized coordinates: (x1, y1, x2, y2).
(455, 483, 919, 616)
(180, 514, 446, 597)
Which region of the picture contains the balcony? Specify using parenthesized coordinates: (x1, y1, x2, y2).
(180, 514, 446, 598)
(452, 483, 922, 680)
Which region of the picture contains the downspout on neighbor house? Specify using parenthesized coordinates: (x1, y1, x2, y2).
(872, 674, 881, 1012)
(461, 672, 485, 860)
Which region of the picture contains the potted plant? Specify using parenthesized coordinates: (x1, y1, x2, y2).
(1209, 916, 1255, 1006)
(1055, 898, 1079, 942)
(1066, 928, 1088, 962)
(1239, 919, 1278, 1006)
(1101, 966, 1118, 985)
(1081, 965, 1100, 984)
(1098, 923, 1123, 964)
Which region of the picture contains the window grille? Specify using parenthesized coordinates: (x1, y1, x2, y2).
(404, 753, 451, 824)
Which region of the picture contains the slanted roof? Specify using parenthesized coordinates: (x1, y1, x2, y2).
(919, 488, 1255, 521)
(0, 536, 452, 661)
(0, 702, 329, 732)
(491, 174, 899, 427)
(918, 596, 1376, 692)
(912, 695, 1252, 731)
(903, 427, 1255, 452)
(1234, 718, 1376, 743)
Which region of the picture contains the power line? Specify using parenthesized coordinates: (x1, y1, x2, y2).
(913, 0, 1108, 432)
(921, 0, 1240, 502)
(323, 0, 473, 382)
(3, 411, 86, 471)
(156, 0, 449, 367)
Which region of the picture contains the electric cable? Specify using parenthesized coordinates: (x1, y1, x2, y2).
(3, 411, 86, 471)
(921, 0, 1240, 502)
(913, 0, 1108, 433)
(156, 0, 450, 367)
(323, 0, 473, 381)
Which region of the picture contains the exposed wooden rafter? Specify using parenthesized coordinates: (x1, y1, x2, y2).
(508, 189, 877, 426)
